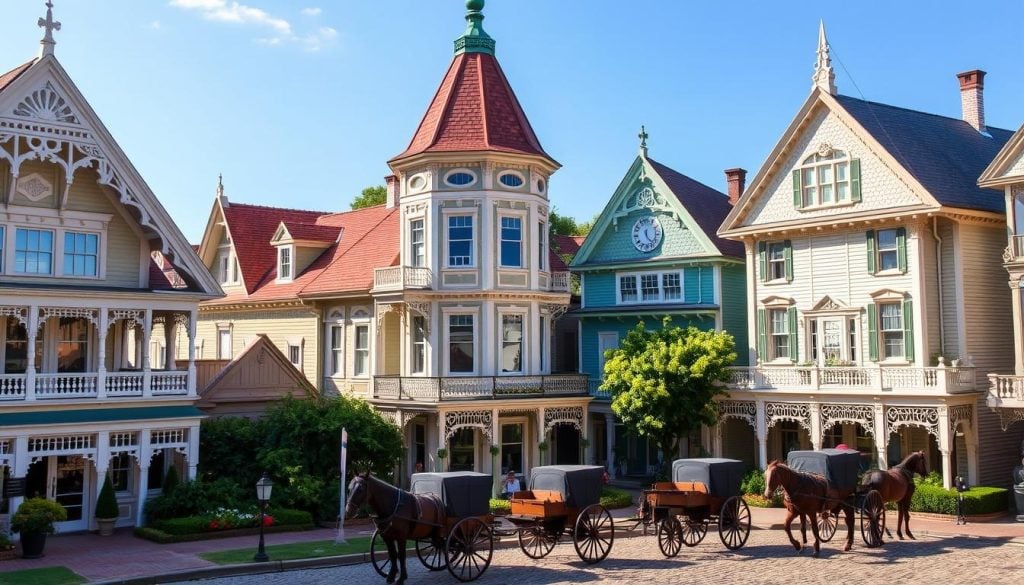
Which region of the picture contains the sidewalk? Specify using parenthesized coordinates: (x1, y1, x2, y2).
(1, 507, 1021, 584)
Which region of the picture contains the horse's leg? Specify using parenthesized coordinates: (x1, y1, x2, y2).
(396, 537, 408, 585)
(783, 508, 802, 552)
(843, 505, 854, 552)
(799, 513, 808, 544)
(902, 498, 914, 540)
(385, 537, 399, 584)
(808, 508, 822, 558)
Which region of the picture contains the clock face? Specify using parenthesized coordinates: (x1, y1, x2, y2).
(631, 216, 663, 252)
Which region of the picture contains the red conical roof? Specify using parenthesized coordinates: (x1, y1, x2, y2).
(391, 51, 554, 164)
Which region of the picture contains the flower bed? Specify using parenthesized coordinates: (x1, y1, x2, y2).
(135, 508, 314, 544)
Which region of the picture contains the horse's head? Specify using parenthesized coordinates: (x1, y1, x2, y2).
(344, 472, 370, 520)
(764, 461, 780, 499)
(910, 450, 928, 478)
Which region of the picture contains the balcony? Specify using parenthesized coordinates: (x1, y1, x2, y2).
(987, 374, 1024, 409)
(0, 370, 191, 402)
(588, 378, 613, 400)
(1007, 235, 1024, 262)
(549, 271, 572, 292)
(372, 374, 590, 402)
(373, 266, 433, 291)
(726, 364, 977, 395)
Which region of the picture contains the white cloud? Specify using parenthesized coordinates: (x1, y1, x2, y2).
(149, 20, 162, 30)
(301, 7, 322, 17)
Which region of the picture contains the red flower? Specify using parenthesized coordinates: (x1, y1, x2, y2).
(263, 515, 275, 527)
(209, 520, 219, 530)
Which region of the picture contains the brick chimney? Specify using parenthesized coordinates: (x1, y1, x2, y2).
(724, 168, 747, 206)
(956, 70, 986, 133)
(385, 174, 399, 208)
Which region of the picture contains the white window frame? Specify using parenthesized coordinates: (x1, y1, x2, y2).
(410, 315, 427, 375)
(216, 247, 239, 285)
(353, 323, 370, 378)
(769, 308, 789, 361)
(277, 245, 294, 282)
(445, 213, 476, 269)
(61, 230, 101, 278)
(499, 213, 525, 269)
(13, 226, 55, 276)
(0, 207, 111, 279)
(767, 242, 787, 282)
(443, 168, 478, 188)
(287, 338, 304, 369)
(443, 309, 479, 376)
(537, 221, 546, 272)
(327, 320, 344, 378)
(498, 310, 526, 375)
(878, 302, 905, 360)
(409, 218, 426, 268)
(216, 325, 232, 360)
(616, 270, 685, 305)
(497, 170, 526, 189)
(876, 229, 900, 273)
(800, 150, 851, 208)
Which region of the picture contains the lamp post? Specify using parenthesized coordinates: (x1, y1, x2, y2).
(254, 472, 273, 562)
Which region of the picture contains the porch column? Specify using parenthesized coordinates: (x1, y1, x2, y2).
(187, 424, 200, 480)
(26, 306, 38, 401)
(581, 406, 590, 464)
(10, 436, 30, 537)
(491, 408, 500, 498)
(436, 410, 446, 472)
(711, 423, 723, 458)
(537, 407, 546, 466)
(809, 403, 822, 451)
(964, 420, 980, 486)
(755, 399, 767, 470)
(135, 430, 151, 528)
(1011, 281, 1024, 375)
(142, 310, 153, 398)
(94, 431, 111, 530)
(873, 404, 888, 470)
(96, 310, 109, 399)
(604, 413, 616, 479)
(164, 317, 176, 371)
(938, 407, 953, 489)
(187, 309, 198, 397)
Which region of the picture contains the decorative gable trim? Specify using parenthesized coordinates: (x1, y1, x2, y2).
(806, 295, 859, 315)
(978, 122, 1024, 187)
(868, 288, 908, 301)
(759, 295, 795, 308)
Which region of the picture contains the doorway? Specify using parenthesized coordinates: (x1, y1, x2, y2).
(552, 425, 581, 465)
(24, 455, 92, 532)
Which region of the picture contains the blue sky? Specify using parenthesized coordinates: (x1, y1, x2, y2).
(1, 1, 1022, 242)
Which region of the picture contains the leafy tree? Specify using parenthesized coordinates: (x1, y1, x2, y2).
(549, 209, 580, 236)
(601, 320, 736, 473)
(350, 185, 387, 209)
(575, 217, 595, 237)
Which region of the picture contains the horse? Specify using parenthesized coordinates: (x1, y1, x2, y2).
(860, 451, 927, 541)
(765, 460, 854, 557)
(344, 473, 445, 585)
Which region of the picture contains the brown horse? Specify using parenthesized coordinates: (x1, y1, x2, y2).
(765, 461, 854, 557)
(861, 451, 927, 541)
(344, 473, 444, 585)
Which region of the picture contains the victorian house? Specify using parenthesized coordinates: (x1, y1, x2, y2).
(0, 7, 221, 534)
(717, 24, 1015, 488)
(570, 134, 747, 477)
(186, 1, 589, 487)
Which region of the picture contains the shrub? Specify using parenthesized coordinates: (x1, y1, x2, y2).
(152, 516, 215, 535)
(0, 533, 12, 549)
(11, 498, 67, 534)
(268, 508, 314, 526)
(489, 499, 511, 515)
(149, 507, 312, 536)
(600, 486, 634, 509)
(162, 466, 181, 495)
(740, 469, 765, 496)
(95, 474, 120, 519)
(910, 482, 1008, 515)
(144, 478, 246, 523)
(744, 493, 784, 508)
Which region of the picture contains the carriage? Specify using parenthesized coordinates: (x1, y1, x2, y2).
(639, 458, 752, 557)
(506, 465, 615, 564)
(786, 449, 886, 547)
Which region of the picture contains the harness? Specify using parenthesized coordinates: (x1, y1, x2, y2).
(373, 487, 405, 533)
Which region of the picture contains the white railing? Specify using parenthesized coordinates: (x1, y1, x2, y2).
(373, 266, 433, 290)
(0, 374, 27, 400)
(151, 371, 189, 395)
(727, 364, 977, 394)
(372, 374, 589, 401)
(1011, 235, 1024, 260)
(0, 369, 194, 400)
(988, 374, 1024, 404)
(105, 372, 144, 397)
(550, 272, 571, 292)
(35, 373, 98, 399)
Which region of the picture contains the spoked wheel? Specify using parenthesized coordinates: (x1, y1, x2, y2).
(445, 517, 493, 582)
(416, 537, 446, 571)
(370, 529, 393, 578)
(718, 496, 751, 550)
(817, 510, 838, 543)
(573, 504, 615, 564)
(681, 518, 708, 547)
(518, 522, 558, 559)
(860, 490, 886, 548)
(657, 517, 683, 558)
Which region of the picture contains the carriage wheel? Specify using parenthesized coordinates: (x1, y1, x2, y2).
(718, 496, 751, 550)
(657, 517, 683, 558)
(817, 510, 838, 543)
(518, 522, 558, 559)
(860, 490, 886, 548)
(445, 517, 493, 582)
(573, 504, 615, 564)
(369, 529, 393, 578)
(416, 537, 447, 571)
(681, 518, 708, 547)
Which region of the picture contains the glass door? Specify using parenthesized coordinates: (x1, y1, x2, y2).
(52, 455, 90, 532)
(816, 317, 845, 366)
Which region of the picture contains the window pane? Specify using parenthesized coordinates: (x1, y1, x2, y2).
(448, 216, 473, 266)
(449, 315, 474, 373)
(500, 217, 522, 267)
(640, 274, 659, 301)
(619, 276, 637, 302)
(663, 273, 681, 300)
(501, 315, 523, 373)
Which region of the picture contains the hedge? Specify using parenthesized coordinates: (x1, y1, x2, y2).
(600, 486, 634, 509)
(145, 508, 314, 539)
(910, 484, 1008, 516)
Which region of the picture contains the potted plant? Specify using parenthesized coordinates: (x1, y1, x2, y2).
(95, 474, 120, 536)
(11, 498, 67, 559)
(436, 448, 448, 472)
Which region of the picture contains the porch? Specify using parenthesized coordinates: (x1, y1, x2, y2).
(986, 374, 1024, 430)
(372, 374, 590, 401)
(726, 362, 977, 394)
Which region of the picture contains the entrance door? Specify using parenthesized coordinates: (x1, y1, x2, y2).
(816, 317, 845, 366)
(23, 456, 91, 532)
(552, 425, 580, 465)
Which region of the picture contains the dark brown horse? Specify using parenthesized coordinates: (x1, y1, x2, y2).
(344, 473, 444, 585)
(861, 451, 927, 541)
(765, 461, 854, 557)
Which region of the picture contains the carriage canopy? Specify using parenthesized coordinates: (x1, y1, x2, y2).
(410, 472, 492, 518)
(671, 458, 746, 496)
(786, 449, 862, 490)
(528, 465, 605, 509)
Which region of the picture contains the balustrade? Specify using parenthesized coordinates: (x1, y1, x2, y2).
(728, 364, 977, 394)
(373, 266, 433, 290)
(988, 374, 1024, 402)
(372, 374, 589, 401)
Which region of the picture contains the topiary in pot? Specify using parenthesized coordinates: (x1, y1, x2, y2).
(162, 466, 180, 495)
(95, 474, 120, 536)
(11, 498, 67, 559)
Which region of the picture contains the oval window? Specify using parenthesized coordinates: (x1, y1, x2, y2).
(445, 171, 476, 187)
(409, 175, 426, 191)
(537, 178, 546, 193)
(499, 172, 524, 188)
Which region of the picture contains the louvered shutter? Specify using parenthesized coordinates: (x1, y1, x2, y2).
(850, 159, 862, 202)
(758, 242, 767, 283)
(902, 299, 914, 362)
(896, 228, 908, 274)
(866, 230, 877, 274)
(787, 306, 798, 362)
(867, 303, 879, 362)
(757, 309, 767, 363)
(784, 240, 793, 282)
(793, 170, 803, 208)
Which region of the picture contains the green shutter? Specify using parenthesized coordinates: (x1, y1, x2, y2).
(896, 227, 907, 274)
(758, 241, 767, 282)
(792, 169, 803, 208)
(850, 159, 862, 203)
(787, 306, 798, 362)
(867, 303, 879, 362)
(757, 309, 767, 363)
(866, 230, 877, 274)
(783, 240, 793, 282)
(903, 299, 914, 362)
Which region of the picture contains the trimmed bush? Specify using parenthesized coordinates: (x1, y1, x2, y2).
(150, 507, 313, 536)
(489, 499, 511, 515)
(162, 466, 181, 495)
(268, 508, 314, 526)
(144, 478, 246, 522)
(600, 486, 634, 509)
(152, 516, 214, 536)
(740, 469, 765, 496)
(95, 474, 120, 520)
(910, 483, 1008, 515)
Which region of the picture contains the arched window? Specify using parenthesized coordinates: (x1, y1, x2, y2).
(798, 150, 852, 207)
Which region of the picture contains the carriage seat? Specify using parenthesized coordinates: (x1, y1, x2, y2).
(652, 481, 709, 494)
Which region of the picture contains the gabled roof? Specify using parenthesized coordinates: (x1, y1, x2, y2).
(277, 222, 343, 244)
(835, 95, 1012, 213)
(199, 335, 318, 403)
(550, 234, 584, 272)
(298, 207, 400, 297)
(978, 121, 1024, 187)
(0, 59, 35, 94)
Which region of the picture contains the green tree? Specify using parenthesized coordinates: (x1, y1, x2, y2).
(600, 320, 736, 473)
(549, 209, 579, 236)
(350, 185, 387, 209)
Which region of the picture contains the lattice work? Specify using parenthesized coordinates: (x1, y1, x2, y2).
(948, 405, 973, 433)
(150, 429, 186, 446)
(541, 303, 569, 321)
(0, 306, 28, 327)
(174, 313, 191, 329)
(716, 401, 756, 427)
(820, 404, 876, 437)
(14, 81, 79, 124)
(378, 410, 399, 427)
(39, 307, 99, 329)
(544, 406, 583, 433)
(108, 309, 143, 331)
(28, 434, 95, 453)
(445, 410, 493, 441)
(996, 408, 1024, 432)
(886, 406, 939, 438)
(765, 402, 811, 431)
(401, 411, 423, 429)
(376, 303, 403, 330)
(110, 432, 138, 448)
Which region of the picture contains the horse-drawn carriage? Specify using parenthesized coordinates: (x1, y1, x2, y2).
(506, 465, 615, 564)
(639, 458, 752, 556)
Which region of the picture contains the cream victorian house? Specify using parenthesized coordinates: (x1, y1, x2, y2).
(717, 25, 1016, 488)
(0, 7, 221, 534)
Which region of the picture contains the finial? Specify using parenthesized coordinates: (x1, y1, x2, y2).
(812, 20, 836, 95)
(638, 125, 649, 157)
(38, 1, 61, 58)
(216, 174, 224, 197)
(454, 0, 495, 56)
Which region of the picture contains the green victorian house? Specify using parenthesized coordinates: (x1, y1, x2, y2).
(571, 133, 748, 478)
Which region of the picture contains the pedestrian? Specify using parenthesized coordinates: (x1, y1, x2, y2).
(501, 470, 521, 499)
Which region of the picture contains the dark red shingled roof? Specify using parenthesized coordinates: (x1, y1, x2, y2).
(280, 222, 342, 243)
(0, 60, 35, 94)
(392, 51, 552, 163)
(549, 234, 584, 272)
(221, 204, 327, 295)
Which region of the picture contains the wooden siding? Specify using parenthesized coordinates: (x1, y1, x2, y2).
(583, 266, 716, 309)
(721, 263, 749, 366)
(938, 220, 963, 359)
(580, 316, 714, 380)
(294, 245, 327, 277)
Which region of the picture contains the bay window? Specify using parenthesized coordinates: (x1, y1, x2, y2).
(354, 324, 369, 376)
(500, 314, 523, 373)
(410, 219, 425, 267)
(448, 314, 475, 373)
(447, 215, 474, 267)
(500, 216, 523, 268)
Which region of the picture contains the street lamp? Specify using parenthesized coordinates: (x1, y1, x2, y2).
(253, 472, 273, 562)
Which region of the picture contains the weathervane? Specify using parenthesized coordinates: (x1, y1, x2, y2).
(38, 1, 61, 57)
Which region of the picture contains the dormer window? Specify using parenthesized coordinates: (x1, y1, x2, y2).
(278, 246, 293, 282)
(793, 149, 861, 209)
(216, 249, 239, 285)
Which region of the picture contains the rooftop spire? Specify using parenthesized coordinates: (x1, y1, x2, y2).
(454, 0, 495, 56)
(38, 1, 61, 58)
(812, 20, 836, 95)
(638, 125, 649, 157)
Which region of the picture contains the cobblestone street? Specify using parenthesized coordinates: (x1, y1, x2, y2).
(173, 529, 1024, 585)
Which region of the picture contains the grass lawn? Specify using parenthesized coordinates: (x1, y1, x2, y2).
(0, 566, 87, 585)
(200, 537, 374, 565)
